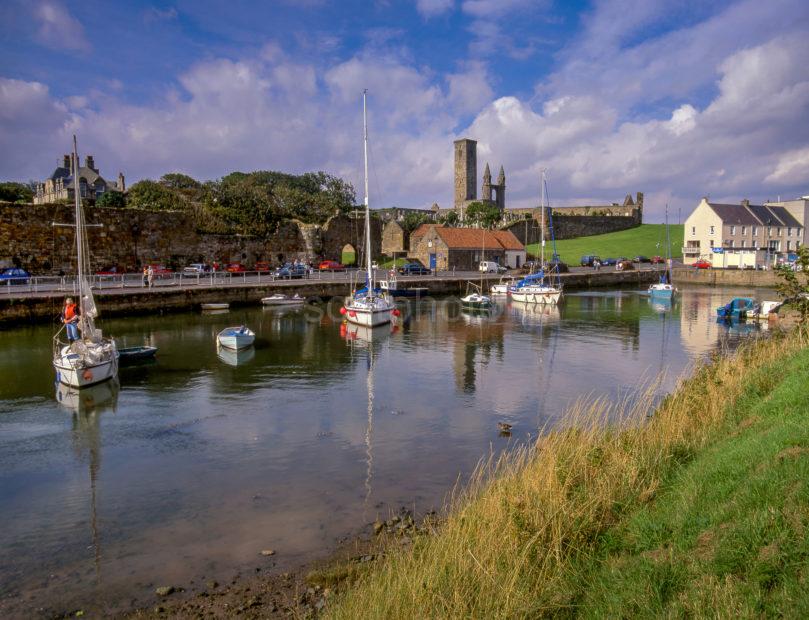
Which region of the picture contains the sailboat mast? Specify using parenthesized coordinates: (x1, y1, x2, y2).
(665, 203, 671, 281)
(362, 90, 373, 292)
(540, 169, 546, 266)
(72, 135, 85, 315)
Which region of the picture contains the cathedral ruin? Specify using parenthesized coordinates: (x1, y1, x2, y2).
(453, 138, 505, 216)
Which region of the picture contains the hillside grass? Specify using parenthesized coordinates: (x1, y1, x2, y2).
(322, 329, 809, 619)
(527, 223, 684, 264)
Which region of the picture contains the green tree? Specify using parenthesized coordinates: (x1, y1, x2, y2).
(775, 245, 809, 325)
(439, 210, 459, 226)
(465, 201, 501, 229)
(160, 173, 201, 191)
(401, 210, 430, 233)
(127, 180, 186, 211)
(96, 190, 126, 208)
(0, 181, 34, 203)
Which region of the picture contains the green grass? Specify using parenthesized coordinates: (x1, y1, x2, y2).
(378, 257, 409, 268)
(341, 250, 356, 266)
(526, 224, 684, 264)
(323, 331, 809, 619)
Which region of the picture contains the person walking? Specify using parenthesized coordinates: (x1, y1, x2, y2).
(61, 297, 80, 342)
(147, 265, 154, 288)
(142, 266, 148, 287)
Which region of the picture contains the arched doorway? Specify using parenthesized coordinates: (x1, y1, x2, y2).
(341, 243, 356, 266)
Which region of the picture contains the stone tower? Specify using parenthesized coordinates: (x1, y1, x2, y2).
(454, 138, 477, 210)
(482, 163, 492, 201)
(495, 165, 506, 211)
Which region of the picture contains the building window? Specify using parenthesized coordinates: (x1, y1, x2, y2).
(730, 225, 736, 235)
(787, 240, 792, 250)
(778, 227, 782, 236)
(691, 226, 696, 236)
(741, 225, 746, 235)
(709, 225, 715, 235)
(709, 239, 714, 248)
(788, 227, 792, 237)
(767, 226, 772, 236)
(752, 226, 758, 236)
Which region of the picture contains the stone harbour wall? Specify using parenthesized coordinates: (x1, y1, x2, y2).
(0, 202, 381, 274)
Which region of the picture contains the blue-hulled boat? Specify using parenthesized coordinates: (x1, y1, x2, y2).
(716, 297, 756, 320)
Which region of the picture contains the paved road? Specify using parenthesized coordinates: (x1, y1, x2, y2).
(0, 264, 664, 299)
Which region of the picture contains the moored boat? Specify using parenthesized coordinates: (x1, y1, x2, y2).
(201, 303, 229, 310)
(216, 326, 255, 350)
(261, 294, 305, 306)
(490, 276, 517, 295)
(118, 346, 158, 364)
(716, 297, 755, 320)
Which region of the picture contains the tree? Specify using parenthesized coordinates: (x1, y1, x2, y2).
(439, 210, 459, 226)
(401, 210, 430, 233)
(96, 190, 126, 208)
(0, 181, 34, 203)
(127, 180, 186, 211)
(775, 245, 809, 325)
(465, 201, 501, 229)
(160, 173, 201, 191)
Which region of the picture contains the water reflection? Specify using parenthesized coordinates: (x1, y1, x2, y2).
(0, 286, 772, 616)
(217, 345, 256, 367)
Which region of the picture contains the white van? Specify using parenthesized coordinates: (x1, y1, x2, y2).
(479, 261, 504, 273)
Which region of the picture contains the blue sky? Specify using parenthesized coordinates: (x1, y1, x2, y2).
(1, 0, 808, 221)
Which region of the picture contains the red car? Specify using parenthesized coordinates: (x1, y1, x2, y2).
(146, 264, 173, 276)
(693, 259, 712, 269)
(318, 260, 345, 271)
(650, 256, 665, 264)
(254, 261, 271, 272)
(226, 263, 246, 273)
(96, 265, 126, 275)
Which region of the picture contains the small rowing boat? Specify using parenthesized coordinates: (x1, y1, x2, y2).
(261, 294, 305, 306)
(201, 303, 229, 310)
(118, 346, 158, 364)
(217, 326, 255, 350)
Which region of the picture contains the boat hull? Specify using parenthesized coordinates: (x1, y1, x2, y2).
(261, 296, 305, 306)
(345, 307, 392, 327)
(217, 335, 255, 350)
(511, 289, 561, 305)
(54, 352, 118, 389)
(201, 303, 229, 310)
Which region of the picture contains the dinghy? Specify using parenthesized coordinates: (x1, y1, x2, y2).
(216, 326, 255, 350)
(201, 303, 229, 310)
(261, 294, 305, 306)
(118, 346, 158, 364)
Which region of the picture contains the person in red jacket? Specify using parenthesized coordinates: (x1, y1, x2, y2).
(61, 297, 80, 341)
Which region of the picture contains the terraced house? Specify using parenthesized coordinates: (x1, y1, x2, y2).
(683, 196, 808, 267)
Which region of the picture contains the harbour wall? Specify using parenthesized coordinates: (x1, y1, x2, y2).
(671, 267, 780, 288)
(0, 270, 659, 326)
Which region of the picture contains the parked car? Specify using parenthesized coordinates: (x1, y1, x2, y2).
(694, 259, 712, 269)
(146, 264, 173, 277)
(318, 260, 345, 271)
(520, 260, 541, 273)
(633, 255, 651, 263)
(478, 261, 506, 274)
(274, 263, 309, 279)
(96, 265, 125, 275)
(225, 263, 246, 273)
(580, 255, 601, 267)
(615, 260, 635, 271)
(399, 262, 431, 275)
(182, 263, 210, 277)
(543, 258, 570, 273)
(0, 267, 31, 284)
(650, 255, 665, 264)
(254, 261, 271, 273)
(601, 257, 617, 266)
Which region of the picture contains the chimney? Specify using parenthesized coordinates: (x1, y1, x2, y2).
(63, 155, 70, 169)
(741, 199, 750, 207)
(85, 155, 95, 171)
(118, 172, 126, 192)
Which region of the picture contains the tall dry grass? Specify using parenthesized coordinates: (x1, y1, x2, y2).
(325, 330, 807, 619)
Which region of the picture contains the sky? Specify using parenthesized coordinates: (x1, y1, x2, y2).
(1, 0, 808, 222)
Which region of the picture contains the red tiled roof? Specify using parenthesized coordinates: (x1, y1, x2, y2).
(435, 227, 524, 250)
(411, 223, 442, 240)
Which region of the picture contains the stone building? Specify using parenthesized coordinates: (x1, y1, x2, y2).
(34, 154, 125, 205)
(452, 138, 505, 219)
(682, 197, 805, 266)
(408, 225, 524, 271)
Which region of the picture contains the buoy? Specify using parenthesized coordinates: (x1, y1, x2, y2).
(339, 307, 347, 315)
(392, 308, 401, 317)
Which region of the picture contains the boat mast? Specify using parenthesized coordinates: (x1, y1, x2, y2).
(362, 90, 373, 293)
(72, 135, 86, 318)
(540, 168, 546, 269)
(664, 203, 671, 282)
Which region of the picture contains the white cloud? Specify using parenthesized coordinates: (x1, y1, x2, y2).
(416, 0, 454, 18)
(33, 0, 90, 53)
(765, 148, 809, 185)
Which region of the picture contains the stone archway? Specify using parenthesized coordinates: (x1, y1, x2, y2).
(341, 243, 357, 266)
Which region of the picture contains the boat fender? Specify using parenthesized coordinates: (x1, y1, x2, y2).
(340, 307, 347, 315)
(349, 310, 357, 318)
(392, 308, 401, 317)
(83, 369, 93, 381)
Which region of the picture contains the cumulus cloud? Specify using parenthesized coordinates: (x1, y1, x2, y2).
(33, 0, 90, 53)
(765, 148, 809, 185)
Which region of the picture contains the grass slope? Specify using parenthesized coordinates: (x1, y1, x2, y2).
(323, 331, 808, 619)
(527, 224, 685, 264)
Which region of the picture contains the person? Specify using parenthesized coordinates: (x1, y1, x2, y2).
(147, 265, 154, 288)
(61, 297, 80, 342)
(142, 266, 148, 287)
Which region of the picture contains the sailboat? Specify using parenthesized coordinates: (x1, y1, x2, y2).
(511, 170, 562, 305)
(461, 228, 493, 310)
(649, 204, 676, 299)
(53, 136, 119, 389)
(341, 91, 396, 328)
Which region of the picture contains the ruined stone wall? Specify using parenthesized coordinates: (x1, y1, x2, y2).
(320, 214, 381, 262)
(381, 221, 406, 255)
(502, 210, 641, 244)
(0, 202, 373, 273)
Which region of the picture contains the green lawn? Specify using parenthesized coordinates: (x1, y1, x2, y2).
(526, 224, 684, 264)
(341, 250, 356, 266)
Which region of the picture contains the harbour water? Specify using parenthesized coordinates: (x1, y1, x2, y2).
(0, 285, 768, 615)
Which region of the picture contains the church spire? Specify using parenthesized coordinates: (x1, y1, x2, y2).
(496, 165, 505, 186)
(482, 163, 492, 200)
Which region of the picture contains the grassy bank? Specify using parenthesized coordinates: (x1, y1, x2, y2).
(527, 223, 685, 264)
(323, 330, 809, 618)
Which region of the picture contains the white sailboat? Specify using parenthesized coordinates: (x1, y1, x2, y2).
(511, 169, 562, 305)
(342, 90, 395, 328)
(53, 136, 119, 389)
(649, 204, 676, 299)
